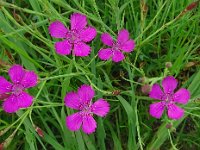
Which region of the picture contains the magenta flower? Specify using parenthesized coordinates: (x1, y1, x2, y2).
(149, 76, 190, 120)
(98, 29, 135, 62)
(65, 85, 110, 134)
(48, 13, 97, 57)
(0, 65, 38, 113)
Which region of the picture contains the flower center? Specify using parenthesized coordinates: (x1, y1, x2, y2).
(66, 30, 81, 44)
(163, 93, 174, 105)
(12, 84, 24, 96)
(112, 42, 120, 51)
(79, 102, 92, 116)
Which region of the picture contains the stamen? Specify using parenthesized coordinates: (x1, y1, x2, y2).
(66, 30, 81, 44)
(12, 84, 24, 96)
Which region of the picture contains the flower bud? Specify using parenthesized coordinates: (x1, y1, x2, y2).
(35, 127, 44, 138)
(186, 2, 198, 11)
(166, 123, 172, 129)
(0, 143, 3, 150)
(112, 90, 121, 96)
(165, 62, 172, 68)
(0, 94, 10, 100)
(141, 84, 151, 95)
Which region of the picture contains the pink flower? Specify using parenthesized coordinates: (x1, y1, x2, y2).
(98, 29, 135, 62)
(149, 76, 190, 120)
(48, 13, 97, 57)
(65, 85, 110, 134)
(0, 65, 38, 113)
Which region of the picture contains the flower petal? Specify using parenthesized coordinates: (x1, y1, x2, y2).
(2, 95, 19, 113)
(78, 85, 95, 103)
(80, 26, 97, 42)
(167, 104, 184, 120)
(48, 21, 68, 38)
(112, 50, 125, 62)
(162, 76, 178, 94)
(9, 65, 25, 84)
(119, 39, 135, 53)
(0, 77, 12, 94)
(149, 102, 165, 119)
(117, 29, 129, 43)
(70, 13, 87, 30)
(74, 42, 91, 57)
(55, 40, 72, 55)
(64, 92, 81, 110)
(101, 33, 114, 46)
(149, 84, 165, 100)
(82, 115, 97, 134)
(173, 88, 190, 104)
(17, 92, 33, 108)
(98, 48, 113, 61)
(91, 99, 110, 117)
(66, 112, 82, 131)
(21, 71, 38, 88)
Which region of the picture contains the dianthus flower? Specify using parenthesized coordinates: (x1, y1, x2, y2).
(65, 85, 110, 134)
(0, 65, 38, 113)
(149, 76, 190, 120)
(98, 29, 135, 62)
(48, 13, 97, 57)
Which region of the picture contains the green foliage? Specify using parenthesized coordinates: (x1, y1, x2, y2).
(0, 0, 199, 149)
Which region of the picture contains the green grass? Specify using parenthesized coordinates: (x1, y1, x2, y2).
(0, 0, 200, 149)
